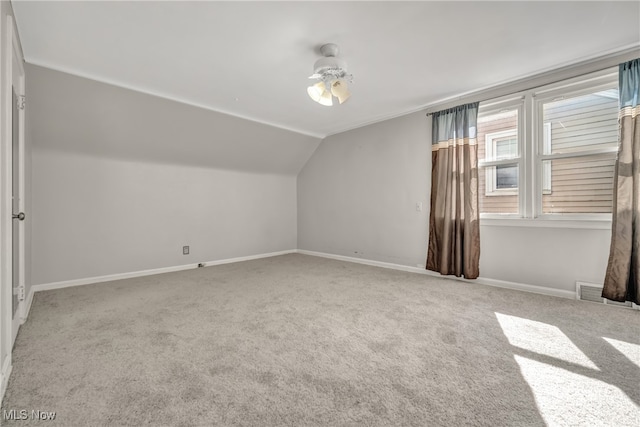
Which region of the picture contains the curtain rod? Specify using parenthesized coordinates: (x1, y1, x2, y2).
(424, 66, 600, 116)
(424, 68, 608, 117)
(425, 96, 514, 116)
(424, 51, 637, 117)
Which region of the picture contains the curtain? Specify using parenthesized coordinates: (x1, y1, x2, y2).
(427, 103, 480, 279)
(603, 58, 640, 304)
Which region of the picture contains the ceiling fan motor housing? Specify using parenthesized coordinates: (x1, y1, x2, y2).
(313, 56, 348, 77)
(312, 43, 350, 80)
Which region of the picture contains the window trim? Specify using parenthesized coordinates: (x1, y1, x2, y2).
(541, 123, 551, 194)
(480, 216, 613, 230)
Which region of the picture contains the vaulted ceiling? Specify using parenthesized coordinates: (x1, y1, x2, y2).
(12, 1, 640, 138)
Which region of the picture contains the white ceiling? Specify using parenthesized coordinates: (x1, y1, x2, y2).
(12, 1, 640, 138)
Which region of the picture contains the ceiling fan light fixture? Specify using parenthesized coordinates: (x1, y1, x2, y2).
(307, 81, 333, 106)
(331, 79, 351, 104)
(307, 43, 353, 106)
(307, 81, 326, 103)
(318, 88, 333, 106)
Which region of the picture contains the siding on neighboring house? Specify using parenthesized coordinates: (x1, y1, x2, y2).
(478, 111, 519, 214)
(541, 93, 618, 214)
(478, 92, 618, 215)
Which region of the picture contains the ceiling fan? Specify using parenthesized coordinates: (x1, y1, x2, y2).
(307, 43, 353, 106)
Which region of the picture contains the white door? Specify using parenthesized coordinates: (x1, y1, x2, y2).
(9, 17, 25, 347)
(1, 15, 26, 398)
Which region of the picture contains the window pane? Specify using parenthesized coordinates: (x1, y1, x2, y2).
(480, 164, 519, 214)
(542, 87, 619, 155)
(542, 154, 615, 214)
(496, 165, 518, 189)
(478, 109, 518, 162)
(495, 137, 517, 160)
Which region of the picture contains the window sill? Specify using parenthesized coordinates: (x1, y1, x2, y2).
(485, 191, 518, 197)
(480, 216, 612, 230)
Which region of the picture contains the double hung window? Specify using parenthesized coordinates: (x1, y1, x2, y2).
(478, 69, 619, 222)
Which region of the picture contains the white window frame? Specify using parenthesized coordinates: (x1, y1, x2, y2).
(479, 68, 618, 227)
(484, 125, 550, 196)
(542, 123, 552, 194)
(485, 129, 519, 196)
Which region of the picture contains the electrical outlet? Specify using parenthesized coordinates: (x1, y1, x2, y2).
(183, 246, 189, 255)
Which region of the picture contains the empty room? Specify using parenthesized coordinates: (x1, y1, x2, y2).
(1, 1, 639, 426)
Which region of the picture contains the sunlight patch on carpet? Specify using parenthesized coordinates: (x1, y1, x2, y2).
(603, 337, 640, 369)
(514, 356, 639, 426)
(495, 312, 598, 369)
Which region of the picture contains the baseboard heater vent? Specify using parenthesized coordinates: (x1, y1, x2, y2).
(576, 281, 637, 309)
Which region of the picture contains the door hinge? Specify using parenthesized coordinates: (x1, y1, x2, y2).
(18, 285, 25, 301)
(17, 95, 25, 110)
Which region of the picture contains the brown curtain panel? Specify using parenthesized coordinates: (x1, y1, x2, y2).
(603, 58, 640, 304)
(427, 103, 480, 279)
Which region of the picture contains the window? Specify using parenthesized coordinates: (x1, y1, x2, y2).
(539, 88, 618, 215)
(478, 108, 521, 214)
(485, 129, 518, 195)
(478, 69, 618, 221)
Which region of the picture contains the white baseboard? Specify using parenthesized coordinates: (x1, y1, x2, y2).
(296, 249, 576, 300)
(197, 250, 296, 268)
(471, 276, 575, 300)
(27, 247, 574, 318)
(297, 250, 429, 275)
(31, 249, 297, 293)
(1, 356, 11, 406)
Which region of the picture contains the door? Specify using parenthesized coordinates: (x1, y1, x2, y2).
(1, 15, 26, 396)
(9, 17, 25, 347)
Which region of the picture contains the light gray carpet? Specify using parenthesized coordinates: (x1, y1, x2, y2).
(2, 254, 639, 426)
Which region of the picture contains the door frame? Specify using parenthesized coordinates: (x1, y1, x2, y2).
(1, 14, 26, 402)
(10, 14, 26, 341)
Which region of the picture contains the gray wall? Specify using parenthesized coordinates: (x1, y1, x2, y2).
(27, 55, 626, 292)
(297, 111, 612, 293)
(298, 111, 431, 267)
(28, 64, 320, 285)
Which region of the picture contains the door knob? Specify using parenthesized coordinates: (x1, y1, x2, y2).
(12, 212, 25, 221)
